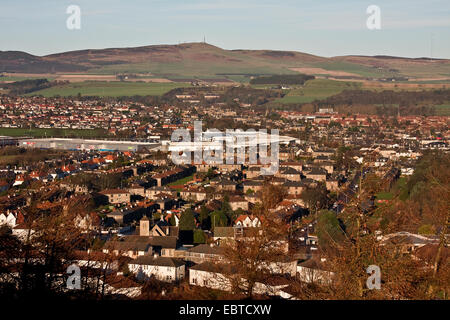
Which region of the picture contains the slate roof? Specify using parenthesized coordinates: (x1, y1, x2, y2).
(190, 262, 236, 274)
(306, 167, 328, 175)
(279, 167, 301, 175)
(188, 244, 224, 255)
(243, 180, 263, 186)
(103, 240, 151, 252)
(130, 255, 185, 267)
(149, 236, 178, 249)
(283, 180, 306, 187)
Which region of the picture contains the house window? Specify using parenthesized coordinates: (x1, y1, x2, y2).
(192, 278, 197, 284)
(203, 279, 208, 286)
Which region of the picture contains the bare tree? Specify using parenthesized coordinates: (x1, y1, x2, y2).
(220, 183, 293, 298)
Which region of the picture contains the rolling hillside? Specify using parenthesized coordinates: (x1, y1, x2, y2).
(1, 42, 450, 81)
(0, 51, 87, 73)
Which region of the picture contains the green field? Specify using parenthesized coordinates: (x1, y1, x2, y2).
(313, 61, 396, 78)
(275, 79, 362, 104)
(168, 174, 195, 186)
(435, 104, 450, 116)
(269, 78, 448, 105)
(26, 81, 192, 97)
(0, 127, 107, 138)
(87, 60, 297, 79)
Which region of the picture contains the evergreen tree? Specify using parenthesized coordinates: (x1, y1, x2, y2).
(199, 205, 211, 230)
(210, 210, 228, 228)
(179, 209, 196, 231)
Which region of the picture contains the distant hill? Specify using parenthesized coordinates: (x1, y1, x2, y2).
(2, 43, 450, 80)
(0, 51, 87, 73)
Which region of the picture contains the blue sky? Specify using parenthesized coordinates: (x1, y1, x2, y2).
(1, 0, 449, 58)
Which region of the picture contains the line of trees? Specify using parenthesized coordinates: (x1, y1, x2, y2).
(4, 79, 54, 95)
(250, 74, 314, 85)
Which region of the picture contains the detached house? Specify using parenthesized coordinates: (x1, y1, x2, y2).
(61, 165, 78, 175)
(100, 189, 131, 204)
(234, 215, 261, 228)
(13, 174, 30, 187)
(0, 211, 17, 228)
(128, 255, 185, 282)
(29, 171, 47, 181)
